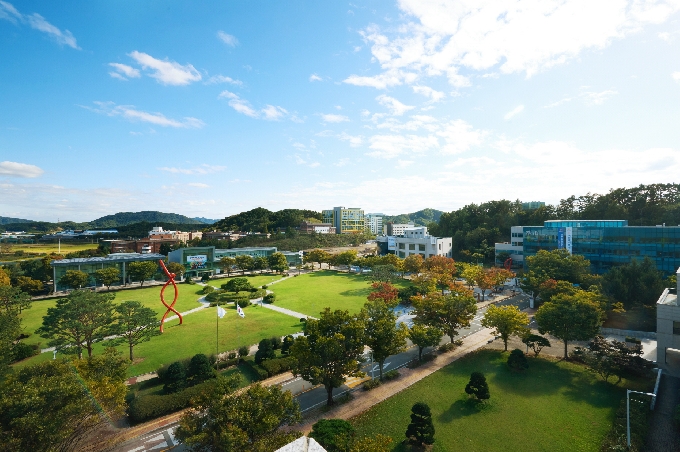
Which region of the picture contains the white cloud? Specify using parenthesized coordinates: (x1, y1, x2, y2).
(396, 160, 414, 168)
(504, 105, 524, 120)
(376, 94, 415, 116)
(334, 158, 351, 167)
(368, 134, 439, 159)
(218, 91, 259, 118)
(261, 105, 288, 121)
(544, 97, 573, 108)
(0, 2, 79, 48)
(309, 162, 321, 168)
(217, 31, 239, 47)
(309, 73, 323, 82)
(158, 165, 226, 175)
(672, 72, 680, 82)
(206, 75, 243, 86)
(581, 89, 618, 105)
(321, 114, 350, 123)
(128, 51, 201, 85)
(437, 120, 485, 154)
(0, 161, 44, 178)
(108, 63, 141, 81)
(412, 85, 445, 102)
(338, 132, 363, 147)
(188, 183, 209, 188)
(347, 0, 680, 89)
(84, 101, 204, 128)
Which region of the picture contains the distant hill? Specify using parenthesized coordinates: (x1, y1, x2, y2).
(214, 208, 322, 232)
(383, 208, 443, 227)
(0, 216, 33, 225)
(192, 217, 218, 224)
(89, 211, 203, 228)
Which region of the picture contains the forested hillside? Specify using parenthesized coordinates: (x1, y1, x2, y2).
(213, 208, 322, 233)
(382, 208, 443, 226)
(90, 211, 203, 228)
(0, 216, 32, 225)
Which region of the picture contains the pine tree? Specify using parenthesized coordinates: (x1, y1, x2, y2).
(405, 402, 435, 445)
(465, 372, 490, 401)
(507, 349, 529, 371)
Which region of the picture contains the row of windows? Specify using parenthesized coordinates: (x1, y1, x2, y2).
(398, 243, 427, 251)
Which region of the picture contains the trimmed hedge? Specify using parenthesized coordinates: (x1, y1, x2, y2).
(363, 378, 381, 391)
(128, 379, 218, 424)
(242, 356, 294, 380)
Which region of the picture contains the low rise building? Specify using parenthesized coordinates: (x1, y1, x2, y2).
(299, 221, 336, 234)
(322, 206, 365, 234)
(376, 227, 452, 259)
(364, 213, 384, 235)
(657, 267, 680, 372)
(385, 222, 415, 236)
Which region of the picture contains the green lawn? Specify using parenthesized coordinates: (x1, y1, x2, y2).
(10, 242, 98, 254)
(19, 285, 206, 346)
(16, 302, 304, 377)
(351, 349, 638, 452)
(206, 274, 282, 289)
(270, 271, 410, 317)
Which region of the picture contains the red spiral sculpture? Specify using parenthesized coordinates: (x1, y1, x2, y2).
(504, 257, 513, 271)
(159, 260, 182, 333)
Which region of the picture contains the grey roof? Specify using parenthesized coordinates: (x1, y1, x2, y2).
(51, 253, 165, 265)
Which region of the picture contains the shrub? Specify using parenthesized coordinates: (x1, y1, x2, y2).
(238, 346, 249, 360)
(281, 335, 294, 355)
(128, 379, 219, 424)
(300, 317, 307, 323)
(270, 336, 282, 350)
(188, 354, 215, 385)
(185, 277, 195, 285)
(263, 293, 276, 303)
(310, 419, 356, 452)
(205, 291, 222, 302)
(227, 351, 237, 360)
(465, 372, 490, 401)
(363, 378, 382, 391)
(242, 360, 269, 380)
(236, 299, 250, 308)
(507, 349, 529, 371)
(12, 342, 39, 362)
(255, 338, 276, 364)
(261, 285, 268, 289)
(438, 343, 455, 353)
(259, 357, 294, 377)
(163, 361, 187, 394)
(201, 285, 215, 295)
(248, 289, 267, 299)
(405, 402, 435, 446)
(383, 369, 399, 381)
(625, 336, 642, 345)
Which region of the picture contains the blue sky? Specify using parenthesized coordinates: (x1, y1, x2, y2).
(1, 0, 680, 222)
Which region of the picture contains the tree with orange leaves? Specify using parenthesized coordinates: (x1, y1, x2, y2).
(367, 281, 399, 307)
(422, 256, 457, 294)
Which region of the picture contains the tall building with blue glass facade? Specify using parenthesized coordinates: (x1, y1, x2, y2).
(496, 220, 680, 275)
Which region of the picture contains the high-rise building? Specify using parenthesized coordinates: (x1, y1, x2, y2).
(364, 213, 384, 235)
(322, 207, 365, 234)
(521, 201, 546, 210)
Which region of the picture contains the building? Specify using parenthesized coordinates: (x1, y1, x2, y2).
(322, 207, 365, 234)
(203, 231, 240, 241)
(386, 222, 415, 236)
(522, 201, 545, 210)
(299, 221, 336, 234)
(494, 226, 525, 266)
(148, 226, 202, 243)
(657, 268, 680, 373)
(364, 213, 384, 235)
(51, 253, 165, 291)
(495, 220, 680, 274)
(376, 226, 452, 259)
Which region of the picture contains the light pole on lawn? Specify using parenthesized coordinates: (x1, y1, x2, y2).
(627, 389, 656, 448)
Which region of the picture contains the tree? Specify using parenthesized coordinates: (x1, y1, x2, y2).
(535, 291, 604, 359)
(268, 252, 289, 273)
(371, 264, 398, 283)
(0, 350, 127, 452)
(580, 335, 653, 383)
(166, 262, 186, 279)
(176, 381, 301, 452)
(15, 276, 44, 295)
(521, 249, 592, 294)
(412, 285, 476, 343)
(0, 267, 10, 286)
(255, 338, 276, 364)
(219, 256, 236, 276)
(281, 335, 294, 356)
(507, 348, 529, 371)
(108, 300, 160, 361)
(93, 267, 120, 290)
(37, 290, 115, 359)
(403, 254, 424, 275)
(188, 353, 215, 384)
(408, 324, 443, 361)
(601, 257, 666, 308)
(290, 308, 365, 406)
(367, 281, 399, 307)
(465, 372, 490, 401)
(334, 250, 358, 267)
(460, 263, 483, 289)
(127, 261, 158, 286)
(310, 419, 355, 452)
(306, 249, 331, 269)
(522, 334, 551, 357)
(423, 255, 457, 293)
(235, 254, 254, 274)
(253, 256, 269, 274)
(59, 269, 89, 290)
(238, 345, 249, 361)
(163, 361, 187, 393)
(481, 305, 529, 351)
(405, 402, 435, 446)
(223, 277, 253, 293)
(0, 285, 31, 315)
(361, 300, 408, 380)
(0, 310, 21, 375)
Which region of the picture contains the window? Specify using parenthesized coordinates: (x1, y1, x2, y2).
(674, 321, 680, 335)
(409, 244, 416, 251)
(398, 251, 405, 258)
(399, 243, 405, 249)
(439, 243, 441, 250)
(419, 244, 426, 251)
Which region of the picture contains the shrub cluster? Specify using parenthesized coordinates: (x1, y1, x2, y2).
(362, 378, 381, 391)
(128, 379, 219, 424)
(243, 356, 294, 380)
(263, 293, 276, 303)
(12, 342, 40, 362)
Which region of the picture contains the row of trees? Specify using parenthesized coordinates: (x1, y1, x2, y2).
(57, 260, 173, 291)
(218, 252, 289, 276)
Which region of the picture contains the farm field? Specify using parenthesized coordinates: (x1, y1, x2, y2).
(351, 349, 644, 452)
(270, 270, 410, 317)
(9, 242, 99, 255)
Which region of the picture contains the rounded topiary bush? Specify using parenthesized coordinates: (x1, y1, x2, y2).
(507, 349, 529, 371)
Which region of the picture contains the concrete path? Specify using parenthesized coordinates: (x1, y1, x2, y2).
(259, 301, 318, 320)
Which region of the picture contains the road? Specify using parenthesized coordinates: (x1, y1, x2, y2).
(112, 291, 529, 452)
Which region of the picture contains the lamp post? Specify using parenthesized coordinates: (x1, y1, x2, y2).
(627, 389, 656, 448)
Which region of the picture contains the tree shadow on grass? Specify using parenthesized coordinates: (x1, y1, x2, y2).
(339, 288, 371, 297)
(438, 395, 494, 423)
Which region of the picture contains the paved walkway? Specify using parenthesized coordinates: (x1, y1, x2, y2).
(297, 326, 496, 433)
(259, 299, 318, 320)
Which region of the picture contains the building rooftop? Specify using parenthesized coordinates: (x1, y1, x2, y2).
(52, 253, 164, 265)
(658, 288, 678, 307)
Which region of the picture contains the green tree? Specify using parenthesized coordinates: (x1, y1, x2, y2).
(127, 261, 158, 286)
(15, 276, 44, 295)
(535, 292, 604, 359)
(219, 256, 236, 276)
(93, 267, 120, 290)
(255, 338, 276, 364)
(522, 333, 551, 357)
(37, 290, 115, 359)
(268, 252, 289, 273)
(188, 353, 215, 384)
(305, 249, 331, 269)
(334, 250, 358, 267)
(523, 249, 592, 287)
(235, 254, 254, 274)
(412, 286, 476, 343)
(58, 269, 89, 290)
(0, 352, 127, 452)
(408, 324, 443, 361)
(0, 310, 21, 375)
(0, 285, 31, 315)
(166, 262, 186, 279)
(405, 402, 435, 446)
(290, 308, 365, 406)
(601, 257, 665, 308)
(403, 253, 424, 275)
(223, 277, 253, 293)
(163, 361, 187, 393)
(507, 349, 529, 371)
(108, 300, 160, 361)
(310, 419, 355, 452)
(176, 381, 301, 452)
(238, 345, 249, 361)
(281, 335, 294, 356)
(0, 267, 10, 286)
(481, 305, 530, 351)
(465, 372, 490, 401)
(253, 256, 269, 274)
(371, 264, 398, 283)
(361, 300, 408, 380)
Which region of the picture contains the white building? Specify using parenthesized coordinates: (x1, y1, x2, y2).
(364, 213, 384, 235)
(386, 222, 415, 236)
(657, 267, 680, 373)
(494, 225, 525, 266)
(394, 227, 452, 259)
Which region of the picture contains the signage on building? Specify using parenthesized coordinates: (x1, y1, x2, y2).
(557, 227, 565, 249)
(187, 255, 208, 270)
(565, 227, 573, 254)
(387, 236, 396, 251)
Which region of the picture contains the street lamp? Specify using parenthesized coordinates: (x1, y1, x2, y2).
(627, 389, 656, 448)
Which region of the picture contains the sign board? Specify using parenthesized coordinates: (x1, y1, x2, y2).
(557, 227, 565, 249)
(387, 236, 396, 251)
(187, 254, 208, 270)
(565, 227, 573, 254)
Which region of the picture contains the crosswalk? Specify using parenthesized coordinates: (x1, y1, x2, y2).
(124, 428, 177, 452)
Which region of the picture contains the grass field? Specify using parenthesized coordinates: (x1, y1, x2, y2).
(351, 349, 643, 452)
(7, 242, 99, 255)
(270, 271, 411, 317)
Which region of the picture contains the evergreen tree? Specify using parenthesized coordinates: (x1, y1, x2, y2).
(465, 372, 490, 401)
(188, 353, 214, 384)
(507, 349, 529, 371)
(255, 338, 276, 364)
(163, 361, 187, 394)
(405, 402, 435, 446)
